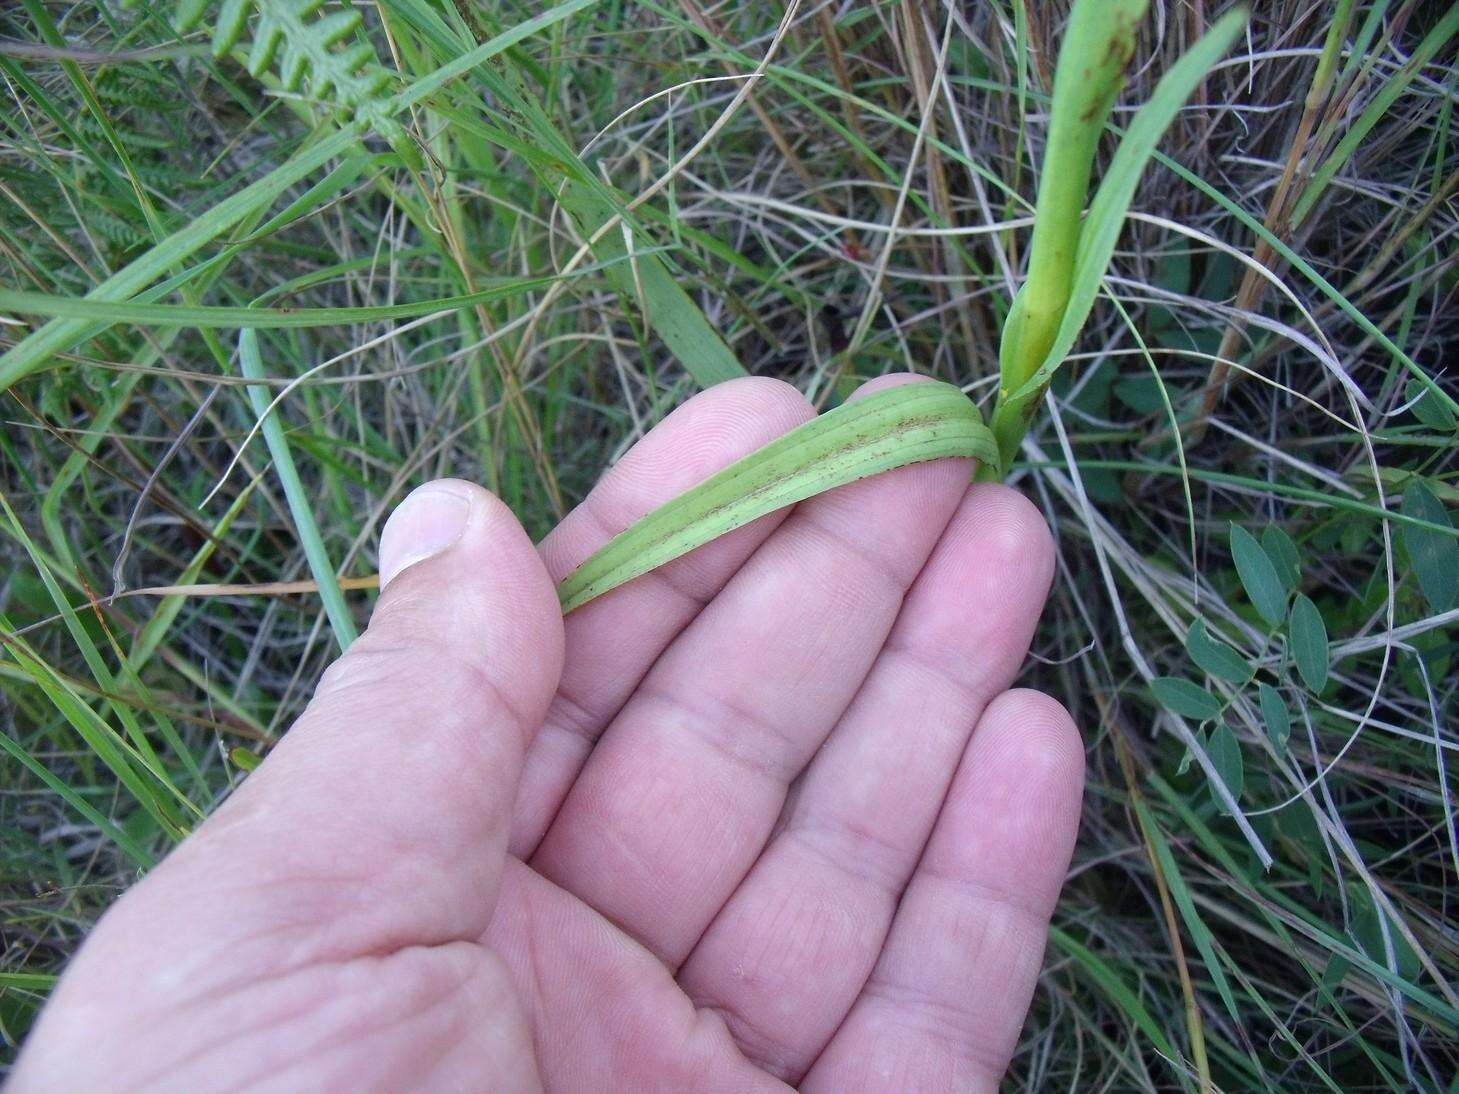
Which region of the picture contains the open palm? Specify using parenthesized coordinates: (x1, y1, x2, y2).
(13, 375, 1082, 1092)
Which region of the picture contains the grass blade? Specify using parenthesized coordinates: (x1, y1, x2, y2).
(0, 2, 593, 393)
(1290, 6, 1459, 227)
(238, 329, 357, 651)
(0, 257, 654, 328)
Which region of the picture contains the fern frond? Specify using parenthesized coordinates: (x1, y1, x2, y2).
(178, 0, 403, 143)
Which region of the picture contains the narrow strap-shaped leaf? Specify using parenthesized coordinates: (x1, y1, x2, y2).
(558, 381, 995, 613)
(239, 329, 358, 650)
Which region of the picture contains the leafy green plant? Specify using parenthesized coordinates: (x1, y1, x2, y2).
(984, 2, 1248, 473)
(560, 0, 1248, 608)
(176, 0, 403, 140)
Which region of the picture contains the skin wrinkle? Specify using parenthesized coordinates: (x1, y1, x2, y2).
(512, 381, 816, 861)
(694, 876, 878, 1077)
(783, 808, 929, 899)
(783, 506, 928, 601)
(119, 943, 489, 1091)
(531, 445, 967, 969)
(632, 680, 813, 789)
(331, 635, 538, 746)
(672, 484, 1056, 1078)
(232, 949, 527, 1093)
(862, 903, 1045, 1081)
(851, 991, 1004, 1088)
(213, 965, 470, 1092)
(801, 689, 1080, 1090)
(491, 864, 779, 1093)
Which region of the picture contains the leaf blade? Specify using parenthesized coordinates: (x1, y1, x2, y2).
(1207, 723, 1245, 808)
(557, 382, 995, 612)
(1231, 523, 1288, 627)
(1258, 682, 1292, 755)
(1185, 619, 1253, 683)
(1151, 676, 1224, 722)
(1400, 482, 1458, 613)
(1289, 594, 1329, 693)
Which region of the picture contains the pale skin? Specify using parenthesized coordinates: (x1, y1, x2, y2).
(12, 374, 1083, 1092)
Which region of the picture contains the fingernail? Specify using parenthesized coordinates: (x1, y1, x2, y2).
(379, 484, 472, 589)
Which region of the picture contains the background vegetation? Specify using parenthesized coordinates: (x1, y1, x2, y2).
(2, 0, 1457, 1088)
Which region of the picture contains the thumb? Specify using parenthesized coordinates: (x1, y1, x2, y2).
(114, 481, 562, 969)
(10, 481, 562, 1089)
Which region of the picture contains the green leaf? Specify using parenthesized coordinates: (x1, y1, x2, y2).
(1400, 482, 1458, 613)
(1319, 954, 1352, 993)
(1349, 884, 1421, 982)
(1130, 796, 1242, 1024)
(213, 0, 403, 141)
(1261, 524, 1302, 593)
(1406, 379, 1457, 432)
(0, 262, 637, 329)
(1231, 523, 1288, 626)
(1185, 619, 1252, 683)
(229, 747, 263, 772)
(239, 329, 357, 651)
(557, 382, 996, 613)
(1150, 676, 1223, 721)
(1207, 723, 1245, 807)
(1047, 927, 1177, 1061)
(1289, 594, 1329, 693)
(1257, 682, 1291, 755)
(995, 0, 1148, 403)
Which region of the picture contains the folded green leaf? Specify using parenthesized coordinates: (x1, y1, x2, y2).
(1207, 723, 1245, 808)
(1185, 619, 1252, 683)
(558, 382, 995, 613)
(1257, 683, 1291, 755)
(1260, 523, 1302, 593)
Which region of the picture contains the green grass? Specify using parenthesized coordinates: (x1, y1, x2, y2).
(2, 1, 1458, 1087)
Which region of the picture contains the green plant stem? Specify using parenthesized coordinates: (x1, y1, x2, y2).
(985, 0, 1147, 477)
(1005, 0, 1146, 394)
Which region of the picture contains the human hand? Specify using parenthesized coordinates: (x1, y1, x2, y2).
(11, 375, 1082, 1092)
